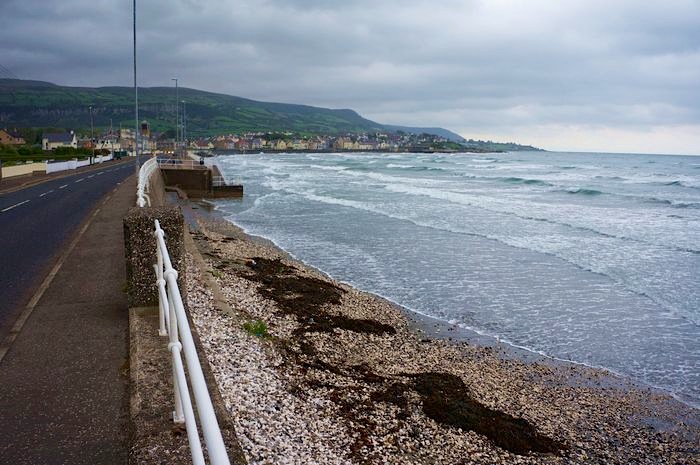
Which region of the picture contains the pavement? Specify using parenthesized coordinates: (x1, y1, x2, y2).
(0, 174, 136, 464)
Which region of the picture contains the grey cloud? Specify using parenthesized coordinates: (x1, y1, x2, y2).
(1, 0, 699, 152)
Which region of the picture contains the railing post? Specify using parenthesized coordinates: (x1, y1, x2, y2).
(165, 273, 185, 424)
(155, 243, 167, 336)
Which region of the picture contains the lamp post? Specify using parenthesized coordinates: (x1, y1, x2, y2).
(182, 100, 187, 151)
(133, 0, 139, 171)
(89, 105, 95, 165)
(171, 77, 179, 154)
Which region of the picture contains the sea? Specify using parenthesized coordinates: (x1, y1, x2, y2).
(211, 151, 700, 408)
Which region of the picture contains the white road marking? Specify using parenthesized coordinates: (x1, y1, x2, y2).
(39, 190, 54, 197)
(1, 199, 30, 212)
(75, 178, 84, 183)
(59, 184, 68, 189)
(97, 171, 104, 175)
(87, 174, 95, 178)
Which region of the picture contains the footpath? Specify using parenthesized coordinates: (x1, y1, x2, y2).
(0, 176, 135, 464)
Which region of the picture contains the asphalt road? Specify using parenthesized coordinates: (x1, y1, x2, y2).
(0, 161, 136, 341)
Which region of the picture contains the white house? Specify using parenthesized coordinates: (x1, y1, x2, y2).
(43, 131, 78, 150)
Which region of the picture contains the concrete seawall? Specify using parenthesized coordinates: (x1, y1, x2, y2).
(123, 162, 246, 464)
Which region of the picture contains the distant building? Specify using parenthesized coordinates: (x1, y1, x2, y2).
(0, 129, 26, 146)
(140, 121, 150, 138)
(83, 134, 121, 151)
(214, 138, 237, 150)
(192, 140, 214, 151)
(42, 131, 77, 151)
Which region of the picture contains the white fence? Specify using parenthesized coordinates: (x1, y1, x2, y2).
(153, 220, 231, 465)
(46, 154, 114, 174)
(136, 157, 158, 207)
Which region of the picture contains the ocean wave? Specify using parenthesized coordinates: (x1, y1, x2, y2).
(623, 178, 700, 190)
(381, 182, 700, 254)
(500, 176, 552, 186)
(385, 164, 446, 173)
(646, 197, 700, 209)
(663, 180, 700, 189)
(594, 175, 625, 181)
(259, 184, 699, 326)
(294, 164, 700, 226)
(564, 187, 603, 196)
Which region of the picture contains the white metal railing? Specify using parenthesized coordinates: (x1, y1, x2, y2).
(212, 175, 243, 187)
(136, 157, 158, 207)
(153, 220, 231, 465)
(157, 158, 207, 170)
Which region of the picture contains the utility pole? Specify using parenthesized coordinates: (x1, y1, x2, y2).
(182, 100, 187, 150)
(89, 105, 95, 165)
(172, 78, 179, 154)
(133, 0, 140, 171)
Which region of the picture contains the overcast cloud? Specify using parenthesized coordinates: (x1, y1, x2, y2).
(1, 0, 699, 154)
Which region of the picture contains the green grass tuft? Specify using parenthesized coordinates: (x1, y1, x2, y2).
(242, 319, 269, 338)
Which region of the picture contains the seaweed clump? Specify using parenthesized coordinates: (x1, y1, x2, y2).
(243, 258, 395, 336)
(411, 372, 566, 455)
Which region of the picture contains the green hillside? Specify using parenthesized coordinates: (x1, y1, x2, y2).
(0, 79, 542, 151)
(0, 79, 383, 136)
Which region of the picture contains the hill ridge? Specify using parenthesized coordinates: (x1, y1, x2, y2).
(0, 78, 541, 151)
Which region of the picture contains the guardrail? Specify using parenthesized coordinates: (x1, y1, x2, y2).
(136, 157, 158, 207)
(212, 175, 226, 187)
(153, 219, 230, 465)
(157, 159, 208, 170)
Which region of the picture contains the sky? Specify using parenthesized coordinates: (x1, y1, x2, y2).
(1, 0, 699, 154)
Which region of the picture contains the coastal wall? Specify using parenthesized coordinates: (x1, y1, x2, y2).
(123, 206, 187, 308)
(160, 167, 211, 198)
(45, 155, 113, 174)
(1, 161, 47, 178)
(146, 167, 167, 207)
(124, 163, 185, 307)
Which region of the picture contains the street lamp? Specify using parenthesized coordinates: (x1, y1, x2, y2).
(133, 0, 139, 171)
(89, 105, 95, 165)
(181, 100, 187, 150)
(171, 77, 178, 153)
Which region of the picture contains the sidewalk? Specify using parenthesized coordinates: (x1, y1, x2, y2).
(0, 176, 136, 464)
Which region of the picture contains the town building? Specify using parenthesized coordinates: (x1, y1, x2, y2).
(42, 131, 78, 150)
(0, 129, 25, 145)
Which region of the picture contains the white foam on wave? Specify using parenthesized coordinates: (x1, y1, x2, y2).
(255, 169, 700, 327)
(215, 152, 700, 408)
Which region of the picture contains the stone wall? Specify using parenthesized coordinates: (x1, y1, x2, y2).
(123, 206, 187, 308)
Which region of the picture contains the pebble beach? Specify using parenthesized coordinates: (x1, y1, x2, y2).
(183, 212, 699, 465)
